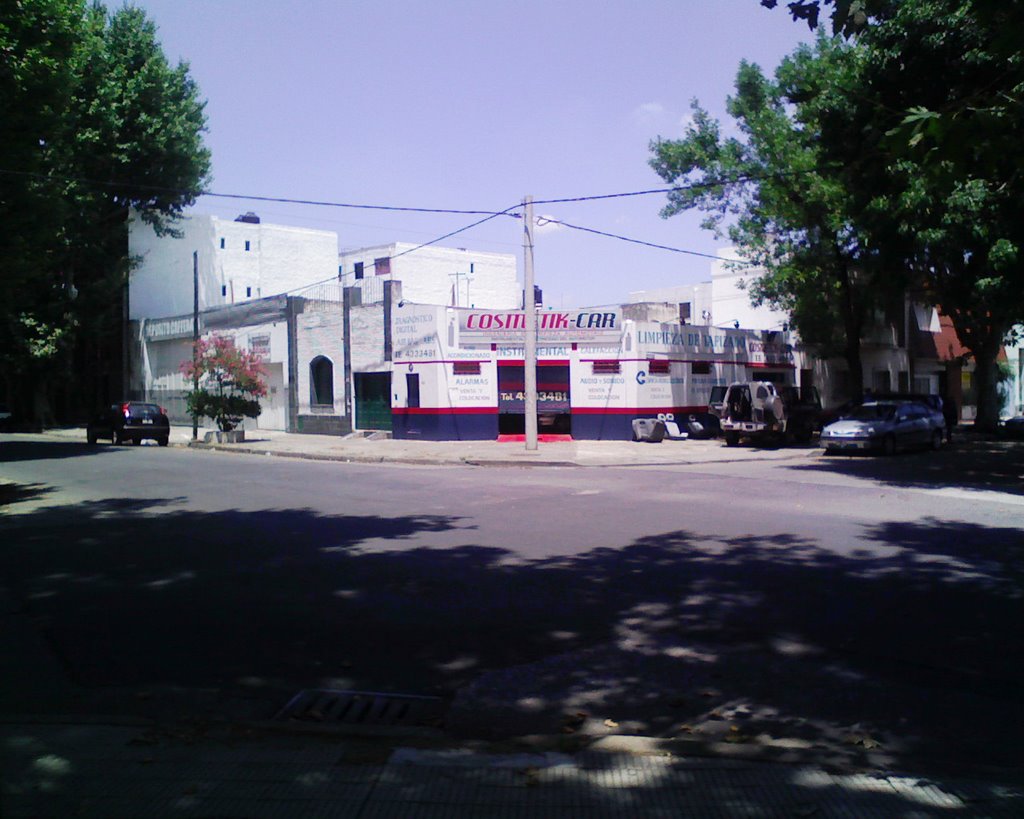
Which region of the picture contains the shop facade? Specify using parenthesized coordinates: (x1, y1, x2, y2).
(390, 303, 797, 441)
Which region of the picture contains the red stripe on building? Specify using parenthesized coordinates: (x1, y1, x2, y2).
(392, 407, 498, 416)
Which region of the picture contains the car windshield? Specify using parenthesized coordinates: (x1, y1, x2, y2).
(848, 403, 896, 421)
(130, 403, 162, 414)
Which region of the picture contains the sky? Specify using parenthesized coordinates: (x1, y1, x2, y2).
(133, 0, 811, 308)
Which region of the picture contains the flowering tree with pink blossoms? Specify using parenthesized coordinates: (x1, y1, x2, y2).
(180, 335, 267, 431)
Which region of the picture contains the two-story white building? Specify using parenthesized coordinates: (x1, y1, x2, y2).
(128, 211, 345, 432)
(339, 243, 520, 309)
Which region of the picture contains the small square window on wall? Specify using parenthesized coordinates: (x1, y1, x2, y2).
(245, 240, 251, 251)
(648, 359, 670, 375)
(374, 257, 391, 276)
(354, 261, 364, 280)
(453, 361, 481, 375)
(691, 361, 711, 375)
(592, 360, 621, 375)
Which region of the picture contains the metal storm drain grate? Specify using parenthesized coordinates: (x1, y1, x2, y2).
(274, 689, 445, 728)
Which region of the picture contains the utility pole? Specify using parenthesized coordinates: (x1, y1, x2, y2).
(192, 250, 199, 441)
(448, 269, 469, 307)
(523, 196, 538, 451)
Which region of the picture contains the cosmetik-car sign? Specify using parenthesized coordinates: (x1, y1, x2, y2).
(459, 308, 621, 343)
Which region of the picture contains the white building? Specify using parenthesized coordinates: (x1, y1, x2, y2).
(128, 212, 345, 433)
(1003, 329, 1023, 418)
(339, 243, 519, 310)
(129, 211, 340, 320)
(629, 251, 788, 331)
(628, 249, 977, 412)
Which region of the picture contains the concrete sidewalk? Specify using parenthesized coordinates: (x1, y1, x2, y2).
(47, 424, 824, 468)
(3, 721, 1020, 818)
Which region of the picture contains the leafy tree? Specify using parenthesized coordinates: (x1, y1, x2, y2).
(180, 336, 267, 432)
(0, 1, 210, 422)
(809, 0, 1024, 428)
(758, 0, 880, 35)
(650, 37, 892, 396)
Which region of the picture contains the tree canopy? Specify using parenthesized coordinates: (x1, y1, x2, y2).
(656, 0, 1023, 427)
(0, 0, 210, 421)
(812, 0, 1024, 427)
(650, 36, 891, 396)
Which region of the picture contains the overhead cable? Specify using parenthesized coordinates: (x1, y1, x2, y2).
(535, 216, 755, 265)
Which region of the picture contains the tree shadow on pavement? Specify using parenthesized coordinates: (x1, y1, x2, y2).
(793, 437, 1024, 496)
(0, 440, 117, 464)
(1, 494, 1021, 784)
(0, 481, 52, 507)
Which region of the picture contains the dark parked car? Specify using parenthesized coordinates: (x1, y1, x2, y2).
(779, 385, 823, 442)
(1001, 416, 1024, 439)
(87, 402, 170, 446)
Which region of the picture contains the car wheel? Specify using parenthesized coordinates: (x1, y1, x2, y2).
(931, 429, 943, 450)
(882, 435, 896, 456)
(131, 437, 141, 446)
(87, 431, 97, 445)
(158, 436, 169, 447)
(724, 432, 739, 447)
(112, 430, 122, 445)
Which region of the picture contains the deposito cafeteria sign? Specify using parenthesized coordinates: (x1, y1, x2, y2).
(458, 308, 622, 343)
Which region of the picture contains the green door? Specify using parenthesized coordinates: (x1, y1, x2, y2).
(354, 372, 392, 431)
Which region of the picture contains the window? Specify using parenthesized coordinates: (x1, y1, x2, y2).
(679, 302, 691, 323)
(648, 359, 670, 375)
(374, 257, 391, 276)
(470, 263, 475, 273)
(310, 356, 334, 406)
(354, 261, 364, 280)
(246, 286, 252, 298)
(453, 361, 481, 375)
(221, 285, 227, 297)
(219, 238, 225, 249)
(592, 360, 620, 374)
(244, 240, 251, 251)
(691, 361, 711, 375)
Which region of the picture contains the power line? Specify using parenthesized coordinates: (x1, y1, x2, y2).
(202, 190, 508, 216)
(390, 205, 521, 261)
(0, 167, 510, 217)
(0, 165, 827, 214)
(535, 216, 755, 265)
(0, 165, 802, 264)
(531, 168, 830, 206)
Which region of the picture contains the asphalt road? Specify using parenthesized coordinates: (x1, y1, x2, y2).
(2, 435, 1022, 780)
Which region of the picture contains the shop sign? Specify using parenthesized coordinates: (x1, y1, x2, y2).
(459, 308, 621, 343)
(250, 334, 271, 361)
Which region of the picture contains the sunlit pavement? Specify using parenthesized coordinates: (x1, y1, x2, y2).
(40, 424, 847, 468)
(3, 722, 1021, 818)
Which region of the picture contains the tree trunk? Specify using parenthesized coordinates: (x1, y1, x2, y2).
(843, 334, 864, 399)
(971, 341, 1003, 432)
(837, 262, 865, 398)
